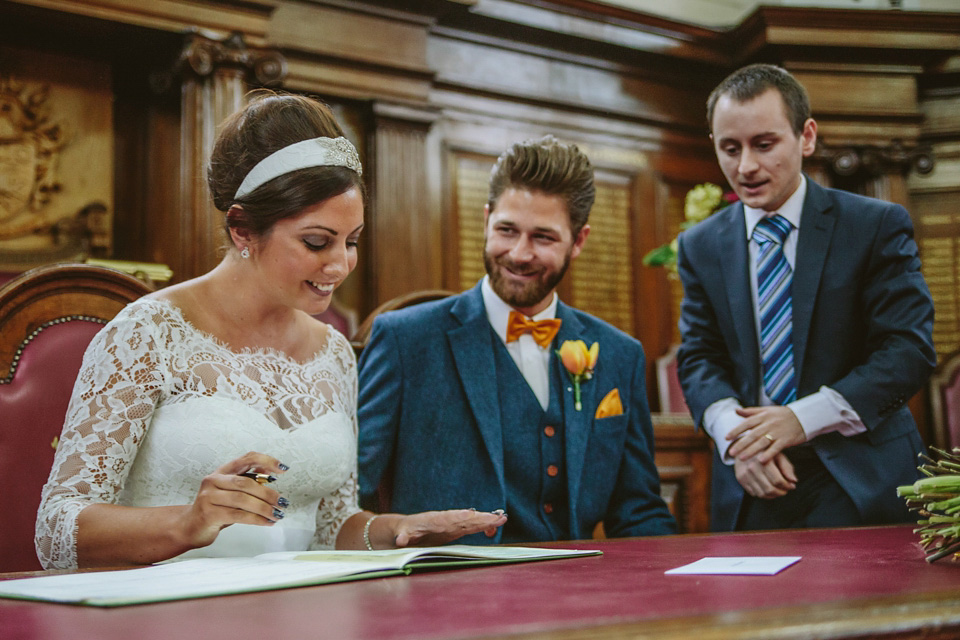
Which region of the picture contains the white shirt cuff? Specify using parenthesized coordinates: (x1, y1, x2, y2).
(788, 386, 866, 440)
(703, 397, 745, 465)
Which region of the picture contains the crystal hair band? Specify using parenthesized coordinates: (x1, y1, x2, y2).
(234, 136, 363, 200)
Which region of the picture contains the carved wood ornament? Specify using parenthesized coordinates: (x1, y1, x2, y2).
(0, 76, 65, 239)
(813, 141, 935, 179)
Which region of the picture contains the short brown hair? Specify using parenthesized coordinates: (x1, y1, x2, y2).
(487, 135, 595, 235)
(706, 64, 811, 136)
(208, 90, 364, 239)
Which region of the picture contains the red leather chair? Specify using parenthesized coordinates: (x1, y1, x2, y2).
(0, 263, 152, 572)
(930, 349, 960, 452)
(656, 345, 690, 414)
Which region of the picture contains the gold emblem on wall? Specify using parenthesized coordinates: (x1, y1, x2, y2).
(0, 77, 65, 238)
(0, 45, 114, 272)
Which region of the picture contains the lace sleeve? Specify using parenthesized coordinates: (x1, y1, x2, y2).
(35, 305, 168, 569)
(311, 331, 362, 549)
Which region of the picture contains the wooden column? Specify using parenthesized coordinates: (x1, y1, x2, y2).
(366, 101, 440, 305)
(174, 32, 286, 281)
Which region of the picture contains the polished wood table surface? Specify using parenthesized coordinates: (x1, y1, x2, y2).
(3, 525, 960, 640)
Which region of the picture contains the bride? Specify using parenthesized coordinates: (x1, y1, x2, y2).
(35, 91, 506, 569)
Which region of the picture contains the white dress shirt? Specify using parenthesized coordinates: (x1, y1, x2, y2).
(481, 276, 558, 410)
(703, 176, 866, 463)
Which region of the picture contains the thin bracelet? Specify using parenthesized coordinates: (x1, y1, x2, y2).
(363, 515, 379, 551)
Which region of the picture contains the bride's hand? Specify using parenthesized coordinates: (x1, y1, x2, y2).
(178, 451, 289, 549)
(392, 509, 508, 548)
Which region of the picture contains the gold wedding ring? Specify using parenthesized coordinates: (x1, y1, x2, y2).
(763, 433, 775, 443)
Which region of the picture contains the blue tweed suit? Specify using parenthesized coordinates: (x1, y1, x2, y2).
(357, 282, 676, 543)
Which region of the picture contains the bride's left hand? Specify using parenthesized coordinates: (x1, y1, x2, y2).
(393, 509, 508, 547)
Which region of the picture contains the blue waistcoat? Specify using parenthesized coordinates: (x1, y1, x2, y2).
(492, 338, 569, 542)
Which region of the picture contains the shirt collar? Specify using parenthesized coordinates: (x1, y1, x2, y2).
(481, 275, 559, 343)
(744, 174, 806, 240)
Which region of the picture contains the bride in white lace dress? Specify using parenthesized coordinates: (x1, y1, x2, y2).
(35, 92, 506, 570)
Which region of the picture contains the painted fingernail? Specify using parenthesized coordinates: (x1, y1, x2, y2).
(277, 497, 290, 508)
(278, 463, 290, 471)
(492, 509, 505, 516)
(273, 508, 285, 520)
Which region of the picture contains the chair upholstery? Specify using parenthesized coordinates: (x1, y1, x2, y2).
(0, 263, 152, 572)
(930, 349, 960, 451)
(656, 345, 690, 414)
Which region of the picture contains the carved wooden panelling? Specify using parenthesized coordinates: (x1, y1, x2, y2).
(570, 180, 634, 334)
(454, 155, 492, 292)
(0, 46, 113, 271)
(915, 191, 960, 358)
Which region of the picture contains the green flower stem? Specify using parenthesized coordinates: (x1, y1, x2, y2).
(926, 538, 960, 563)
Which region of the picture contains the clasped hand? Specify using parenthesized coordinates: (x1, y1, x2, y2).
(726, 406, 805, 500)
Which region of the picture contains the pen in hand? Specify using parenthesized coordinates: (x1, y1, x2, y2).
(240, 471, 277, 485)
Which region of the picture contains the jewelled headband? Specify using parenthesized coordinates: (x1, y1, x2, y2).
(234, 136, 362, 200)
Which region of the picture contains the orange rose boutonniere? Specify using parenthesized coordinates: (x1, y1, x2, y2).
(557, 340, 598, 411)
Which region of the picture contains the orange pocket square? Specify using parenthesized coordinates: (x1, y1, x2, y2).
(595, 388, 623, 419)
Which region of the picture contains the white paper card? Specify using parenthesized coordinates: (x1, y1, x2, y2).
(665, 556, 801, 576)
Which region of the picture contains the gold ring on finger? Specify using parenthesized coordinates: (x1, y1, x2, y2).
(763, 433, 774, 443)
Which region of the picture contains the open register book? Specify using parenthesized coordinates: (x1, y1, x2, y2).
(0, 545, 601, 607)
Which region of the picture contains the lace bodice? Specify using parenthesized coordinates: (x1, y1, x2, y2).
(36, 298, 362, 569)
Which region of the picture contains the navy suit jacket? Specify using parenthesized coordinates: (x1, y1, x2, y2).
(357, 282, 676, 543)
(677, 179, 936, 531)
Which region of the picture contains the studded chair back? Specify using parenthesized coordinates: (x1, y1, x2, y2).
(0, 263, 152, 572)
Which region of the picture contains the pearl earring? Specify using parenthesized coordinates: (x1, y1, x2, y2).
(240, 247, 250, 259)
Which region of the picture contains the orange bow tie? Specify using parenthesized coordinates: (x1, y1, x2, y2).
(506, 311, 562, 348)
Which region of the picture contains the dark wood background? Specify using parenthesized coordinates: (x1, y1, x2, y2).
(2, 0, 959, 531)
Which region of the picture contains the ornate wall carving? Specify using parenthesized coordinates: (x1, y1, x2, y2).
(0, 47, 113, 272)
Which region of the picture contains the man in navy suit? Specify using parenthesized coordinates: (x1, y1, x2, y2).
(677, 64, 936, 531)
(358, 136, 676, 543)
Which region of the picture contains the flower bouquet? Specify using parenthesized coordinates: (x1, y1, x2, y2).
(642, 183, 737, 274)
(897, 447, 960, 563)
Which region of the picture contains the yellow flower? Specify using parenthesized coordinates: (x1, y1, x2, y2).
(557, 340, 598, 411)
(684, 183, 724, 223)
(586, 341, 599, 372)
(559, 340, 598, 376)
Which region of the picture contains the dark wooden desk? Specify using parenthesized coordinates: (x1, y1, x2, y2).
(3, 525, 960, 640)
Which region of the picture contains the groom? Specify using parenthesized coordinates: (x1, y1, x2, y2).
(357, 135, 675, 544)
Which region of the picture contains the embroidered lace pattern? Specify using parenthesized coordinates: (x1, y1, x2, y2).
(35, 298, 362, 569)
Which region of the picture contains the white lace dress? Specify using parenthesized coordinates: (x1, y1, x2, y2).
(35, 298, 362, 570)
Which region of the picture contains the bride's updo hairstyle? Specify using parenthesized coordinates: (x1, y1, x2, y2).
(208, 90, 364, 240)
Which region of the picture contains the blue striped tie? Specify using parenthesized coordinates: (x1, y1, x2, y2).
(754, 215, 797, 405)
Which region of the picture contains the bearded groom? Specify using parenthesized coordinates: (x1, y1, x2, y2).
(357, 135, 676, 544)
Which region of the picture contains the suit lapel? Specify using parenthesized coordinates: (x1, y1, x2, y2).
(792, 179, 835, 382)
(553, 302, 593, 532)
(448, 285, 506, 487)
(717, 204, 760, 401)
